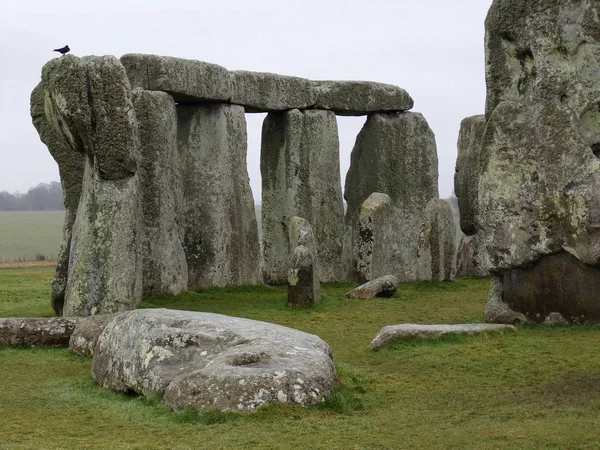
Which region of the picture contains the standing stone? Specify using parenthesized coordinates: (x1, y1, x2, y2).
(287, 217, 320, 307)
(178, 103, 261, 289)
(356, 192, 393, 283)
(343, 112, 439, 282)
(480, 0, 600, 322)
(38, 55, 142, 316)
(30, 83, 84, 315)
(455, 234, 489, 278)
(417, 199, 456, 281)
(454, 115, 486, 235)
(261, 109, 344, 284)
(133, 89, 188, 297)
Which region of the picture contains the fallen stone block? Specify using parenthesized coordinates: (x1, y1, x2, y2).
(69, 314, 120, 357)
(0, 318, 80, 347)
(368, 323, 517, 351)
(346, 275, 398, 299)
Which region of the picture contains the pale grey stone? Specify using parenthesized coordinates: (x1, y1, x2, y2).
(38, 55, 143, 317)
(454, 115, 485, 235)
(0, 317, 80, 347)
(455, 234, 489, 278)
(178, 103, 261, 289)
(343, 112, 438, 282)
(133, 89, 188, 297)
(287, 245, 319, 308)
(120, 54, 232, 103)
(313, 80, 413, 116)
(544, 312, 569, 327)
(356, 193, 393, 283)
(92, 309, 336, 412)
(261, 109, 344, 284)
(484, 275, 528, 325)
(231, 71, 316, 112)
(69, 314, 119, 357)
(416, 199, 456, 282)
(368, 323, 517, 351)
(346, 275, 398, 300)
(288, 216, 321, 294)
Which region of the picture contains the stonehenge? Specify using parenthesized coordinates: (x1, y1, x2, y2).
(32, 52, 450, 317)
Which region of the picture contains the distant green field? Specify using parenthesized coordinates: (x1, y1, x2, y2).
(0, 211, 64, 262)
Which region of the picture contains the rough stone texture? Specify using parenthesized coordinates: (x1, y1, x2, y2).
(261, 109, 344, 284)
(133, 89, 188, 297)
(92, 309, 336, 413)
(484, 275, 528, 325)
(346, 275, 399, 300)
(231, 71, 317, 112)
(288, 216, 321, 295)
(121, 54, 232, 103)
(313, 80, 414, 116)
(544, 312, 569, 326)
(30, 83, 84, 315)
(480, 0, 600, 321)
(343, 112, 439, 282)
(0, 318, 80, 347)
(368, 323, 517, 351)
(178, 103, 261, 289)
(287, 245, 319, 308)
(37, 55, 142, 316)
(417, 199, 456, 282)
(356, 193, 393, 283)
(69, 314, 119, 357)
(454, 115, 486, 235)
(455, 234, 489, 278)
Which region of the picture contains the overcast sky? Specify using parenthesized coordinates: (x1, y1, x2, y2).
(0, 0, 493, 201)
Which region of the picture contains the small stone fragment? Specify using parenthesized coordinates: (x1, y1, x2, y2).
(346, 275, 399, 300)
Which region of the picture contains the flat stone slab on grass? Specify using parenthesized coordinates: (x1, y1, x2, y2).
(0, 317, 80, 347)
(368, 323, 517, 351)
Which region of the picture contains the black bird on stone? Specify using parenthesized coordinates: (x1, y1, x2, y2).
(53, 45, 70, 55)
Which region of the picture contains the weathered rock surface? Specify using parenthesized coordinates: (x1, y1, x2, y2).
(455, 234, 489, 278)
(261, 109, 344, 284)
(368, 323, 517, 351)
(38, 54, 143, 316)
(231, 71, 316, 112)
(178, 103, 261, 289)
(417, 199, 456, 282)
(454, 115, 485, 236)
(92, 309, 336, 412)
(484, 275, 528, 325)
(0, 317, 80, 347)
(480, 0, 600, 321)
(287, 217, 320, 307)
(133, 89, 188, 297)
(356, 193, 393, 283)
(69, 314, 119, 357)
(343, 112, 438, 282)
(543, 312, 569, 327)
(346, 275, 398, 300)
(121, 54, 232, 103)
(313, 80, 414, 116)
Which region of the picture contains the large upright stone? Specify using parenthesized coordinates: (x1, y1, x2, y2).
(480, 0, 600, 322)
(454, 115, 486, 235)
(287, 217, 320, 307)
(417, 199, 456, 282)
(133, 89, 188, 297)
(343, 112, 439, 282)
(261, 109, 344, 284)
(178, 103, 261, 289)
(37, 55, 142, 316)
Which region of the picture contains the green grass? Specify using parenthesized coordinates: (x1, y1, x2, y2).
(1, 270, 600, 449)
(0, 211, 64, 261)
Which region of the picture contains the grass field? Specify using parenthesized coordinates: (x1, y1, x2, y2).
(1, 269, 599, 449)
(0, 211, 64, 262)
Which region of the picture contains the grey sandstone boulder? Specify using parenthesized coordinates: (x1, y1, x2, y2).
(69, 314, 119, 357)
(133, 89, 188, 297)
(544, 312, 569, 327)
(0, 317, 80, 347)
(37, 54, 143, 316)
(343, 112, 438, 282)
(120, 54, 232, 103)
(484, 275, 528, 325)
(92, 309, 336, 413)
(178, 103, 261, 289)
(479, 0, 600, 321)
(455, 234, 489, 278)
(313, 80, 414, 116)
(416, 199, 456, 282)
(231, 71, 317, 112)
(261, 109, 344, 284)
(356, 193, 393, 283)
(287, 245, 319, 308)
(454, 115, 485, 235)
(346, 275, 398, 300)
(368, 323, 517, 351)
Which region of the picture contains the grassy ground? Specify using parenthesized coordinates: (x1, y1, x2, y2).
(1, 269, 599, 449)
(0, 211, 64, 262)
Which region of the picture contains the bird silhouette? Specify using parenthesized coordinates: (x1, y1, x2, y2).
(53, 45, 70, 55)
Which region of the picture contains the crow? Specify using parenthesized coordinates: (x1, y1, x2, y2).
(53, 45, 70, 55)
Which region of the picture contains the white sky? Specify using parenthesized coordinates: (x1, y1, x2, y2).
(0, 0, 493, 201)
